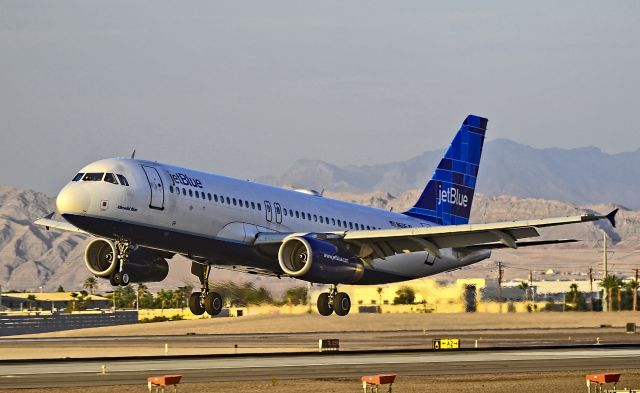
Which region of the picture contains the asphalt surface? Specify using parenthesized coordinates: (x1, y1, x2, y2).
(1, 327, 636, 360)
(2, 347, 640, 389)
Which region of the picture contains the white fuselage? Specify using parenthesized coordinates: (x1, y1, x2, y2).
(56, 158, 490, 284)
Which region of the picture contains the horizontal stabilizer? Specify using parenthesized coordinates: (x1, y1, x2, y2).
(606, 208, 619, 228)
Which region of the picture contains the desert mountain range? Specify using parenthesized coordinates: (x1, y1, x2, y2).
(0, 183, 635, 293)
(262, 139, 640, 210)
(2, 138, 639, 292)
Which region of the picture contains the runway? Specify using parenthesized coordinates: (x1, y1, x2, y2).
(2, 347, 640, 389)
(1, 327, 635, 360)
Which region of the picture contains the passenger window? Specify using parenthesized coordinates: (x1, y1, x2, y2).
(313, 214, 317, 222)
(349, 222, 353, 229)
(355, 223, 359, 230)
(83, 173, 104, 181)
(295, 211, 300, 218)
(232, 198, 237, 206)
(257, 203, 262, 211)
(72, 173, 84, 182)
(245, 201, 249, 208)
(208, 193, 212, 201)
(301, 212, 305, 219)
(251, 202, 255, 209)
(319, 216, 322, 223)
(331, 218, 336, 225)
(116, 174, 129, 186)
(195, 191, 199, 198)
(366, 225, 371, 230)
(169, 186, 174, 193)
(308, 213, 312, 221)
(103, 173, 118, 184)
(189, 190, 193, 197)
(220, 195, 224, 203)
(182, 188, 186, 196)
(289, 209, 293, 217)
(283, 209, 288, 216)
(325, 217, 329, 224)
(214, 194, 218, 202)
(226, 197, 231, 204)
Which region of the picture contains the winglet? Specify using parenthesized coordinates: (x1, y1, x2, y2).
(606, 208, 619, 228)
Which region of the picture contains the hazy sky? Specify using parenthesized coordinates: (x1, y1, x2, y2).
(1, 1, 639, 195)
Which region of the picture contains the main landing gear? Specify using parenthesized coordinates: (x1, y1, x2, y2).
(109, 239, 131, 287)
(189, 263, 223, 316)
(317, 285, 351, 317)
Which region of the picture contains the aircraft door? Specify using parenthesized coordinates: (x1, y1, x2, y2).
(264, 201, 272, 222)
(274, 202, 283, 224)
(142, 165, 164, 210)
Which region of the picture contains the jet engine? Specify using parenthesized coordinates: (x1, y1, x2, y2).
(277, 235, 364, 284)
(84, 239, 170, 283)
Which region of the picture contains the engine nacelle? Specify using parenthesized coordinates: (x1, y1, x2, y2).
(84, 239, 117, 277)
(84, 239, 170, 283)
(124, 248, 170, 283)
(278, 235, 364, 284)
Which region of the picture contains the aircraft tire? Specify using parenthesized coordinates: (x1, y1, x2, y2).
(120, 272, 130, 286)
(317, 293, 333, 316)
(333, 292, 351, 316)
(204, 292, 223, 316)
(189, 292, 205, 315)
(109, 273, 119, 287)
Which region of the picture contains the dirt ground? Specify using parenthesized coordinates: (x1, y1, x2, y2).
(3, 370, 639, 393)
(16, 311, 640, 338)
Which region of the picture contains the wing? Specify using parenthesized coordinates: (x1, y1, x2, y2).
(255, 209, 618, 261)
(34, 213, 88, 234)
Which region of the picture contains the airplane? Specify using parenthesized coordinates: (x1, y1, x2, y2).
(35, 115, 618, 317)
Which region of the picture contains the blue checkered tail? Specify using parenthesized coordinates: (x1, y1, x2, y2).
(403, 115, 488, 225)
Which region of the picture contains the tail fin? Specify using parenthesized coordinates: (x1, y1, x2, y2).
(403, 115, 487, 225)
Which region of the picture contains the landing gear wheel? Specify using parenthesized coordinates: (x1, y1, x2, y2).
(120, 272, 130, 286)
(109, 273, 119, 287)
(317, 293, 333, 316)
(333, 292, 351, 316)
(189, 292, 205, 315)
(204, 292, 223, 316)
(112, 272, 122, 286)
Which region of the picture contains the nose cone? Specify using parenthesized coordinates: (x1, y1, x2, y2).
(56, 184, 90, 214)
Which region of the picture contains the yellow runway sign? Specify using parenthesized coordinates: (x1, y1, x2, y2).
(432, 338, 460, 350)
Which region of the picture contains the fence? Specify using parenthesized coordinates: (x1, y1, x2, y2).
(0, 311, 138, 336)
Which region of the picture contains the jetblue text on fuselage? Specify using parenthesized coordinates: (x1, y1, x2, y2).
(170, 172, 203, 189)
(437, 184, 468, 207)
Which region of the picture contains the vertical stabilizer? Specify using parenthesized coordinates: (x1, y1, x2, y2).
(403, 115, 487, 225)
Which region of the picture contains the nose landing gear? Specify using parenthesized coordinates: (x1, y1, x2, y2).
(317, 285, 351, 316)
(189, 263, 223, 316)
(109, 239, 132, 287)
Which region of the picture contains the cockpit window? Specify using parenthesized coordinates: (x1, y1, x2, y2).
(72, 173, 84, 182)
(116, 174, 129, 186)
(83, 173, 104, 181)
(104, 173, 118, 184)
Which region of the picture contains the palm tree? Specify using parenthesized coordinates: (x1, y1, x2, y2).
(600, 275, 623, 311)
(83, 277, 98, 295)
(569, 283, 579, 309)
(376, 287, 383, 306)
(627, 280, 640, 311)
(518, 282, 529, 301)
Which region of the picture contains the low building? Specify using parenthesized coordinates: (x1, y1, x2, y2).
(0, 292, 111, 312)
